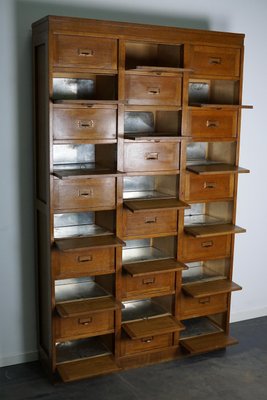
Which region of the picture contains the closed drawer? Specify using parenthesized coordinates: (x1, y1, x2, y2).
(125, 75, 181, 105)
(54, 247, 115, 279)
(189, 45, 240, 77)
(188, 110, 238, 138)
(185, 173, 234, 201)
(53, 107, 117, 140)
(53, 177, 116, 211)
(121, 271, 175, 300)
(180, 292, 228, 319)
(120, 332, 173, 356)
(53, 35, 117, 69)
(123, 209, 177, 238)
(181, 234, 231, 262)
(55, 310, 114, 341)
(124, 142, 179, 172)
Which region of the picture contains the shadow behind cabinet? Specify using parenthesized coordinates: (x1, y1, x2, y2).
(32, 16, 250, 383)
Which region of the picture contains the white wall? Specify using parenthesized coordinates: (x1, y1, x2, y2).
(0, 0, 266, 367)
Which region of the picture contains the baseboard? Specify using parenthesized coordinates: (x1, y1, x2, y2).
(230, 307, 267, 323)
(0, 351, 38, 368)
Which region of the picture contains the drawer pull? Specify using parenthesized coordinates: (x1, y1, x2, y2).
(147, 87, 160, 95)
(209, 57, 222, 65)
(206, 120, 219, 128)
(141, 337, 153, 343)
(77, 120, 94, 128)
(145, 152, 159, 160)
(144, 216, 157, 224)
(201, 240, 213, 248)
(199, 297, 211, 304)
(78, 48, 94, 57)
(142, 277, 155, 285)
(77, 255, 93, 263)
(204, 182, 216, 189)
(78, 317, 92, 325)
(78, 189, 93, 197)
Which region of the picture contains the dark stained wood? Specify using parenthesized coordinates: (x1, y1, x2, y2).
(190, 104, 253, 109)
(186, 164, 250, 175)
(182, 279, 242, 298)
(56, 296, 119, 318)
(123, 259, 187, 277)
(184, 223, 246, 238)
(180, 234, 232, 262)
(120, 332, 173, 356)
(184, 173, 235, 201)
(124, 198, 190, 212)
(180, 292, 228, 319)
(55, 236, 125, 252)
(180, 332, 238, 355)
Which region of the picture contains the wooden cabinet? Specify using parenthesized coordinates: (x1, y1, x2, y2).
(32, 15, 250, 382)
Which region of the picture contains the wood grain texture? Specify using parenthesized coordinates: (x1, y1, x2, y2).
(186, 164, 250, 175)
(182, 279, 242, 298)
(55, 236, 125, 251)
(123, 259, 187, 277)
(180, 332, 238, 355)
(56, 297, 119, 318)
(184, 223, 246, 238)
(124, 198, 190, 212)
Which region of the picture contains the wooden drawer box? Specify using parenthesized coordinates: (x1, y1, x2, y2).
(53, 106, 117, 141)
(180, 292, 228, 319)
(54, 247, 115, 279)
(53, 34, 117, 69)
(181, 234, 232, 262)
(189, 45, 240, 77)
(53, 177, 116, 211)
(121, 271, 175, 300)
(120, 332, 173, 356)
(123, 209, 177, 238)
(55, 310, 114, 341)
(123, 142, 179, 172)
(187, 109, 238, 138)
(185, 173, 234, 201)
(125, 75, 181, 106)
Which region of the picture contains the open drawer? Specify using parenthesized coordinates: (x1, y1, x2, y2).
(180, 332, 238, 355)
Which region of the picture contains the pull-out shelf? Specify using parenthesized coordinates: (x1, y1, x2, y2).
(56, 296, 119, 319)
(184, 223, 246, 238)
(124, 198, 190, 212)
(180, 332, 238, 355)
(182, 279, 242, 298)
(55, 235, 125, 252)
(123, 259, 187, 276)
(186, 163, 249, 175)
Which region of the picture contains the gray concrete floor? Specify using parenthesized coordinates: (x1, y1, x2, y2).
(1, 316, 267, 400)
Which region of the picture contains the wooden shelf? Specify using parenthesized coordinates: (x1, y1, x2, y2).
(57, 354, 120, 382)
(123, 315, 185, 340)
(182, 279, 242, 298)
(53, 99, 121, 105)
(124, 198, 189, 213)
(55, 236, 125, 252)
(186, 164, 250, 175)
(184, 223, 246, 238)
(123, 259, 187, 277)
(124, 134, 182, 142)
(53, 169, 124, 180)
(189, 104, 253, 109)
(56, 296, 119, 318)
(180, 332, 238, 355)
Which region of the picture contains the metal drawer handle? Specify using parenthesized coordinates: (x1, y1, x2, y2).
(141, 337, 153, 343)
(77, 120, 94, 128)
(148, 87, 160, 95)
(78, 317, 92, 325)
(145, 152, 159, 160)
(209, 57, 222, 65)
(199, 297, 211, 304)
(204, 182, 216, 189)
(201, 241, 214, 248)
(144, 216, 157, 224)
(78, 48, 94, 57)
(78, 189, 93, 197)
(142, 277, 155, 285)
(77, 255, 93, 263)
(206, 120, 219, 128)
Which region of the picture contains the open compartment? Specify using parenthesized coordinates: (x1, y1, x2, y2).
(188, 79, 239, 106)
(122, 237, 176, 264)
(182, 259, 230, 284)
(123, 175, 177, 200)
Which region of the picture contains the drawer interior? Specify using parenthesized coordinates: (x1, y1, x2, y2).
(182, 259, 230, 284)
(184, 202, 233, 227)
(55, 278, 111, 304)
(121, 299, 170, 323)
(123, 175, 178, 200)
(188, 79, 239, 105)
(122, 237, 176, 264)
(180, 315, 224, 339)
(186, 141, 236, 167)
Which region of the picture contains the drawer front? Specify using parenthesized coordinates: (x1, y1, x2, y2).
(53, 35, 117, 69)
(185, 173, 234, 201)
(120, 332, 173, 356)
(124, 142, 179, 172)
(53, 178, 116, 211)
(123, 209, 177, 238)
(189, 110, 238, 138)
(180, 292, 228, 319)
(53, 108, 117, 140)
(122, 272, 175, 300)
(189, 45, 240, 77)
(181, 234, 231, 262)
(55, 310, 114, 340)
(54, 247, 115, 279)
(125, 75, 181, 105)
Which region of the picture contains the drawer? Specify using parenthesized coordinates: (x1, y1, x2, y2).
(181, 234, 231, 262)
(53, 35, 117, 69)
(189, 45, 240, 77)
(54, 247, 115, 279)
(55, 310, 114, 341)
(123, 142, 179, 172)
(123, 209, 177, 238)
(188, 110, 238, 138)
(185, 173, 234, 201)
(53, 107, 117, 140)
(121, 271, 175, 300)
(120, 332, 173, 356)
(125, 75, 181, 105)
(180, 292, 228, 319)
(53, 177, 116, 211)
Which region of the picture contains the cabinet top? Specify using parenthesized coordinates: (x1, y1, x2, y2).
(32, 15, 244, 47)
